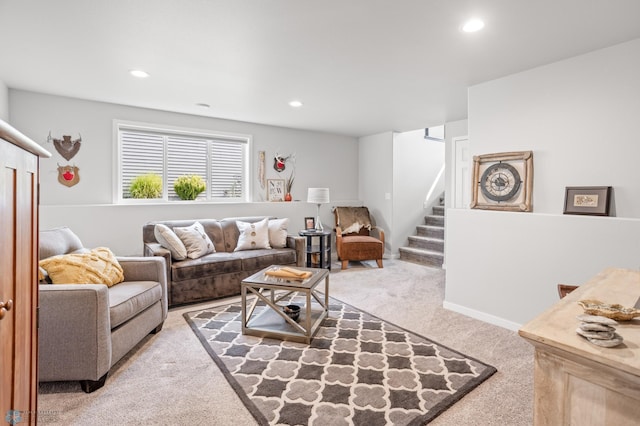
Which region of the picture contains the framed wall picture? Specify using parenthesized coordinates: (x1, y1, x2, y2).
(305, 217, 315, 230)
(470, 150, 533, 212)
(563, 186, 612, 216)
(267, 179, 285, 202)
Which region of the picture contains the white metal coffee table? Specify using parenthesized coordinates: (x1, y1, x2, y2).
(241, 265, 329, 344)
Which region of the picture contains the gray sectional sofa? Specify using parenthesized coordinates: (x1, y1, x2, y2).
(142, 217, 304, 306)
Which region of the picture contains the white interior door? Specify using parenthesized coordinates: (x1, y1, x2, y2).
(452, 136, 470, 208)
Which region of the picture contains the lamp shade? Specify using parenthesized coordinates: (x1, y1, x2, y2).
(307, 188, 330, 204)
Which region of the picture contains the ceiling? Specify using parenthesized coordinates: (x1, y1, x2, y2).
(1, 1, 640, 138)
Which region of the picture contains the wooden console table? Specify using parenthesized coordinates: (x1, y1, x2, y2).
(519, 268, 640, 425)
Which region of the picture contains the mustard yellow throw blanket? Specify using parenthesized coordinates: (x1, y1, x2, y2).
(39, 247, 124, 287)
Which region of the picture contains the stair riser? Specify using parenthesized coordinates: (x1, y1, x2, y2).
(417, 226, 444, 239)
(408, 238, 444, 252)
(432, 206, 445, 216)
(399, 250, 444, 267)
(425, 216, 444, 227)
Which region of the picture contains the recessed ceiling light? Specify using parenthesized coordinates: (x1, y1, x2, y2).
(462, 18, 485, 33)
(289, 100, 303, 108)
(129, 69, 150, 78)
(196, 103, 210, 109)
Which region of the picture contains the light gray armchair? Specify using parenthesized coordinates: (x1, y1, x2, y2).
(38, 227, 168, 392)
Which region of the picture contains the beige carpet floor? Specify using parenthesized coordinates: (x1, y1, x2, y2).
(38, 259, 534, 425)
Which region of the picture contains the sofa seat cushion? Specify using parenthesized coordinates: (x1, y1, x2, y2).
(171, 253, 243, 282)
(109, 281, 163, 329)
(233, 248, 297, 271)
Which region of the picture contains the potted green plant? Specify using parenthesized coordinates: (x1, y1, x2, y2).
(129, 173, 162, 199)
(174, 175, 206, 200)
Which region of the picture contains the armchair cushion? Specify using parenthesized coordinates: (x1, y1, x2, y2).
(39, 247, 124, 287)
(108, 281, 163, 328)
(339, 235, 384, 259)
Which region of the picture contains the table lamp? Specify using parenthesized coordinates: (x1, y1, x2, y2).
(307, 188, 330, 232)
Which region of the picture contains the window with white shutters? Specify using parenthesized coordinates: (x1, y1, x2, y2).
(116, 122, 250, 202)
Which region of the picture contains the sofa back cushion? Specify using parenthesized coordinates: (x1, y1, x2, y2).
(40, 227, 86, 259)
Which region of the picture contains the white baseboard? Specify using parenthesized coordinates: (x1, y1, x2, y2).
(442, 301, 522, 332)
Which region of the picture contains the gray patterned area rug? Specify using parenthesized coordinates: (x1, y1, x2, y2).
(183, 293, 496, 425)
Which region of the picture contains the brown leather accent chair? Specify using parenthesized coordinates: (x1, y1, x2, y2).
(334, 206, 385, 270)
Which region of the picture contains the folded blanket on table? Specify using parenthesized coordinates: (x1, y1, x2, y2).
(265, 267, 312, 280)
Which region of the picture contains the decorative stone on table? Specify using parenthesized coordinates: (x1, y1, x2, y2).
(575, 314, 624, 348)
(577, 299, 640, 321)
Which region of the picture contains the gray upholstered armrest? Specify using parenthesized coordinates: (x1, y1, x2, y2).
(143, 243, 171, 294)
(38, 284, 111, 382)
(144, 242, 170, 261)
(117, 256, 169, 319)
(287, 235, 306, 267)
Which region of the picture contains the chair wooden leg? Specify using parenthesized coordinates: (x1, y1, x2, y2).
(341, 260, 348, 270)
(376, 259, 383, 268)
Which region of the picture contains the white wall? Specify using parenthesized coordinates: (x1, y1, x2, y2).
(392, 129, 445, 255)
(358, 132, 393, 253)
(443, 119, 468, 210)
(469, 39, 640, 218)
(445, 38, 640, 330)
(9, 90, 359, 255)
(0, 80, 8, 121)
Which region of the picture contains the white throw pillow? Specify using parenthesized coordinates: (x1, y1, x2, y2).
(174, 222, 215, 259)
(235, 218, 271, 251)
(154, 224, 188, 260)
(268, 218, 289, 248)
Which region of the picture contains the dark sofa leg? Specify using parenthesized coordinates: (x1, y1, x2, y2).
(376, 259, 383, 268)
(150, 322, 164, 334)
(80, 373, 108, 393)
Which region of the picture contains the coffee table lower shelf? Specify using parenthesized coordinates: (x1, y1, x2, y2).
(243, 305, 327, 344)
